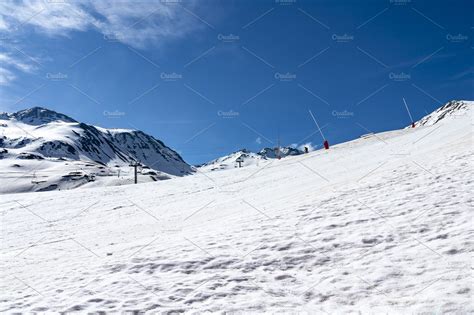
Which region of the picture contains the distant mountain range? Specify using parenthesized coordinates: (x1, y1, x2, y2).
(197, 147, 305, 172)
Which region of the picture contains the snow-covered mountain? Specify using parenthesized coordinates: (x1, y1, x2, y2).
(1, 100, 472, 313)
(198, 149, 263, 171)
(412, 100, 472, 127)
(258, 146, 303, 159)
(0, 106, 77, 125)
(0, 107, 193, 193)
(199, 147, 304, 172)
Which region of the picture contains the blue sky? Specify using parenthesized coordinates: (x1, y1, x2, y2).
(0, 0, 472, 164)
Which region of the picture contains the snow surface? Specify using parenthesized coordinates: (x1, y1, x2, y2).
(0, 101, 472, 313)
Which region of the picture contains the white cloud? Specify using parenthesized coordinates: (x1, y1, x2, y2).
(0, 0, 201, 48)
(0, 0, 203, 84)
(0, 1, 91, 35)
(0, 67, 15, 85)
(0, 49, 40, 85)
(0, 53, 37, 73)
(0, 15, 8, 31)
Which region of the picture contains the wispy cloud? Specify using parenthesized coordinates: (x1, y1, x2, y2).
(0, 50, 39, 85)
(0, 67, 15, 85)
(0, 1, 89, 34)
(89, 1, 202, 48)
(0, 0, 203, 85)
(0, 52, 37, 73)
(0, 0, 201, 48)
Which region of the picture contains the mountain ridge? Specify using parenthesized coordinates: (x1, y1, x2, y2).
(0, 107, 193, 193)
(0, 106, 77, 125)
(412, 100, 471, 127)
(197, 146, 306, 172)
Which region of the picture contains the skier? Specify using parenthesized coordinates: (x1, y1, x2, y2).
(304, 146, 309, 154)
(323, 140, 329, 150)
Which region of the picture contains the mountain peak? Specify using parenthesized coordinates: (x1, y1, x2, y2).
(258, 146, 303, 158)
(197, 146, 305, 171)
(6, 107, 77, 125)
(414, 100, 472, 127)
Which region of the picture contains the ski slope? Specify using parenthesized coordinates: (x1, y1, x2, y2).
(0, 102, 472, 313)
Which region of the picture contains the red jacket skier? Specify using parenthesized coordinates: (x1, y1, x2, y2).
(323, 140, 329, 150)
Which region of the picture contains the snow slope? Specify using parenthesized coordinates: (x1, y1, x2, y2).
(0, 101, 472, 313)
(413, 100, 471, 127)
(0, 107, 193, 193)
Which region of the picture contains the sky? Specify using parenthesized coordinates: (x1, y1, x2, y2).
(0, 0, 472, 165)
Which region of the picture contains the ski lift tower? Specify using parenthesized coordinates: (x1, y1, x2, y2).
(129, 160, 142, 184)
(236, 155, 244, 168)
(403, 98, 415, 128)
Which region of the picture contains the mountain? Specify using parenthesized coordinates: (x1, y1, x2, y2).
(198, 146, 304, 172)
(258, 146, 303, 159)
(0, 107, 193, 193)
(412, 100, 471, 127)
(2, 100, 472, 312)
(198, 149, 264, 171)
(0, 107, 77, 125)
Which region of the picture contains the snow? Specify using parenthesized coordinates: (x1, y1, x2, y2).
(0, 101, 472, 313)
(94, 126, 135, 134)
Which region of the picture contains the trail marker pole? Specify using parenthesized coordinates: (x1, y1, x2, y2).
(309, 110, 329, 149)
(403, 98, 415, 128)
